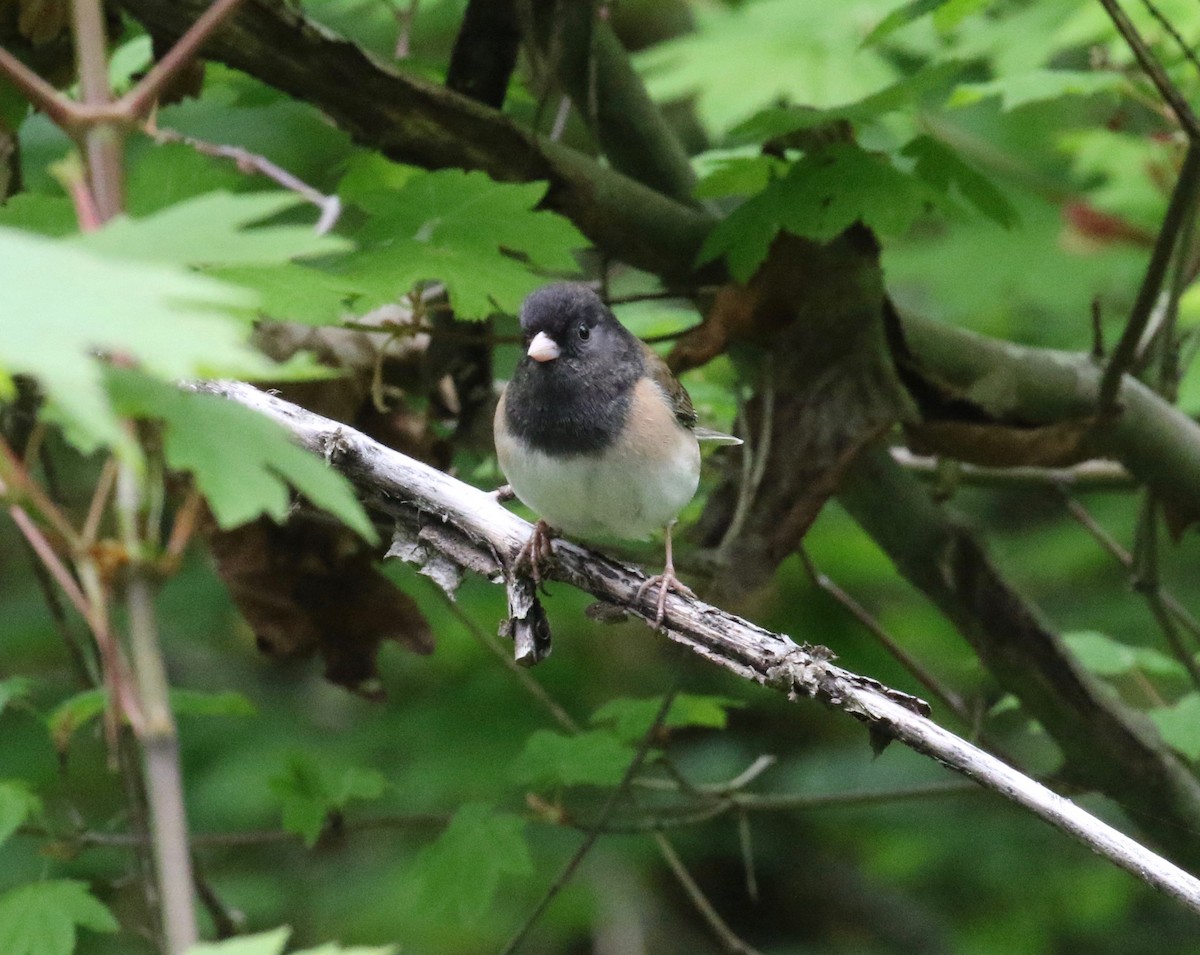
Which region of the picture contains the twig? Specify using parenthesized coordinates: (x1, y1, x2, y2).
(141, 122, 342, 233)
(654, 832, 764, 955)
(1132, 494, 1200, 685)
(1139, 0, 1200, 81)
(199, 380, 1200, 915)
(82, 458, 118, 547)
(1098, 143, 1200, 411)
(892, 449, 1134, 490)
(499, 690, 679, 955)
(0, 48, 77, 127)
(120, 0, 249, 119)
(71, 0, 123, 220)
(442, 597, 580, 734)
(116, 460, 198, 954)
(1061, 493, 1200, 645)
(1096, 0, 1200, 140)
(799, 547, 975, 727)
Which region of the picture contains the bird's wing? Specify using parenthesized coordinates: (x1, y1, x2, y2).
(639, 340, 698, 429)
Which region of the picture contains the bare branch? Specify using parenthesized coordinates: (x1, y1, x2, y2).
(198, 379, 1200, 916)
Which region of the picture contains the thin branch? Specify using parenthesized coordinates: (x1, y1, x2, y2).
(1131, 494, 1200, 684)
(0, 47, 77, 127)
(1140, 0, 1200, 77)
(892, 448, 1134, 490)
(120, 0, 249, 119)
(140, 122, 341, 232)
(71, 0, 124, 220)
(198, 380, 1200, 915)
(1061, 493, 1200, 646)
(1098, 143, 1200, 411)
(499, 690, 679, 955)
(116, 460, 198, 955)
(654, 832, 764, 955)
(799, 547, 974, 726)
(1096, 0, 1200, 140)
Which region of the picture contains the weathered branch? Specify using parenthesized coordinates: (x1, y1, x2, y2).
(197, 379, 1200, 916)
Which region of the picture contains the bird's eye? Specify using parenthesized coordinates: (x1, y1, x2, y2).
(578, 323, 591, 341)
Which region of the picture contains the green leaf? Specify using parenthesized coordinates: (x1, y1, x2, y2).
(0, 226, 286, 457)
(406, 803, 532, 925)
(168, 690, 258, 718)
(948, 69, 1123, 111)
(47, 689, 107, 754)
(294, 945, 398, 955)
(187, 926, 291, 955)
(269, 755, 387, 848)
(0, 781, 41, 847)
(635, 0, 898, 136)
(1064, 631, 1186, 680)
(863, 0, 990, 45)
(693, 152, 788, 200)
(78, 192, 348, 269)
(863, 0, 950, 46)
(0, 676, 34, 716)
(108, 371, 376, 540)
(698, 144, 943, 281)
(0, 880, 118, 955)
(727, 61, 963, 144)
(341, 168, 588, 318)
(903, 135, 1019, 227)
(1151, 694, 1200, 761)
(509, 729, 635, 788)
(590, 694, 744, 743)
(48, 686, 258, 753)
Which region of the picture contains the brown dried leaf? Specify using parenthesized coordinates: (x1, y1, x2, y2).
(208, 516, 433, 699)
(905, 418, 1098, 469)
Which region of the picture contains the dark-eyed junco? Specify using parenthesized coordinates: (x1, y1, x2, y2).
(494, 283, 740, 626)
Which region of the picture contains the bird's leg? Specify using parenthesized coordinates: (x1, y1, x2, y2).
(514, 519, 557, 586)
(636, 521, 695, 629)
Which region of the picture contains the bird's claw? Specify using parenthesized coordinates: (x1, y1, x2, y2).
(514, 519, 556, 588)
(637, 568, 695, 630)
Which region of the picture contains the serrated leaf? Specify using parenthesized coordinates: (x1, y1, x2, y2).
(48, 686, 258, 753)
(78, 192, 349, 268)
(343, 168, 588, 318)
(0, 880, 118, 955)
(590, 694, 744, 742)
(948, 69, 1123, 111)
(693, 153, 788, 200)
(0, 781, 41, 847)
(0, 676, 34, 716)
(635, 0, 898, 136)
(187, 926, 291, 955)
(108, 371, 375, 540)
(1064, 631, 1186, 680)
(698, 144, 943, 281)
(0, 227, 289, 456)
(269, 755, 387, 848)
(1151, 694, 1200, 761)
(903, 135, 1018, 227)
(509, 729, 635, 788)
(406, 803, 532, 925)
(863, 0, 950, 46)
(727, 61, 962, 145)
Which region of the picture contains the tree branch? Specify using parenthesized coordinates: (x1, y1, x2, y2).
(114, 0, 713, 280)
(197, 379, 1200, 916)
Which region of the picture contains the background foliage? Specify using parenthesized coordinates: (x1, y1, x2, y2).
(5, 0, 1200, 952)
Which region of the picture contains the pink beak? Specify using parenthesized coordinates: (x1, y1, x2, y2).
(527, 331, 561, 363)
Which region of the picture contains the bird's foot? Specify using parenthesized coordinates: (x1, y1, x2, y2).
(514, 519, 556, 587)
(636, 567, 695, 630)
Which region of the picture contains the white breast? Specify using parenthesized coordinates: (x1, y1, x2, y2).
(495, 379, 702, 540)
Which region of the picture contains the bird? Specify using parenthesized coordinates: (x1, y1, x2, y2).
(494, 282, 740, 627)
